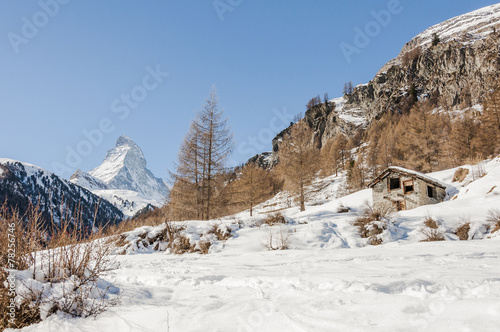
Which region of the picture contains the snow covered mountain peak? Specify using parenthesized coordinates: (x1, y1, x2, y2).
(71, 136, 168, 214)
(94, 135, 147, 181)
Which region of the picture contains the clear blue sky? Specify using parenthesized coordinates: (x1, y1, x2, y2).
(0, 0, 497, 180)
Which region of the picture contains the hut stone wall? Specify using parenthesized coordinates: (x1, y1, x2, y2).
(371, 170, 446, 212)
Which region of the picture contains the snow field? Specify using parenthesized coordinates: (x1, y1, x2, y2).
(11, 158, 500, 331)
(16, 240, 500, 332)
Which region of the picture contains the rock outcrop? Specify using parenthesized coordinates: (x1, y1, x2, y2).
(254, 4, 500, 168)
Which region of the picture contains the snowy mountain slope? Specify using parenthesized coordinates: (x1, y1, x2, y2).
(108, 158, 500, 258)
(92, 189, 163, 217)
(403, 3, 500, 52)
(69, 169, 108, 191)
(378, 3, 500, 75)
(0, 158, 123, 226)
(71, 135, 168, 216)
(13, 158, 500, 331)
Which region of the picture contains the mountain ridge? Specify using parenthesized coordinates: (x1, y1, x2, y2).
(0, 158, 124, 227)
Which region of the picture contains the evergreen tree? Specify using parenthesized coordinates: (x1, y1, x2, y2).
(432, 33, 440, 46)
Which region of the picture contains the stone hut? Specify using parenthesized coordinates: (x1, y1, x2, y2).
(368, 166, 447, 212)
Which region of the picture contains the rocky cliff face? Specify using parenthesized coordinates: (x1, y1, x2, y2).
(349, 3, 500, 121)
(255, 4, 500, 167)
(352, 31, 500, 121)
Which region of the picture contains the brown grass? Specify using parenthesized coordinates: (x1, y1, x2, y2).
(452, 168, 469, 183)
(353, 203, 392, 246)
(0, 201, 118, 330)
(207, 224, 232, 241)
(424, 217, 439, 229)
(455, 223, 470, 240)
(420, 228, 445, 242)
(487, 209, 500, 233)
(486, 186, 497, 194)
(263, 212, 287, 226)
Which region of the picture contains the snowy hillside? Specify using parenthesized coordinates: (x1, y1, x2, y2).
(17, 158, 500, 331)
(404, 3, 500, 51)
(71, 135, 168, 216)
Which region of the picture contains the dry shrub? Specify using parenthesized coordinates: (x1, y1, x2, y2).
(207, 224, 232, 241)
(424, 217, 439, 229)
(262, 224, 291, 250)
(0, 204, 45, 329)
(196, 240, 212, 255)
(171, 235, 195, 254)
(420, 228, 445, 242)
(263, 213, 287, 226)
(336, 202, 350, 213)
(455, 223, 470, 240)
(0, 202, 117, 330)
(487, 209, 500, 233)
(452, 168, 469, 183)
(353, 203, 392, 245)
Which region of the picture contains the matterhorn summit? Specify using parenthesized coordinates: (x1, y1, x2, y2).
(71, 135, 168, 216)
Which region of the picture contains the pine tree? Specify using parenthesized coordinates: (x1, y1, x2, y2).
(432, 33, 440, 46)
(169, 121, 204, 220)
(343, 81, 354, 95)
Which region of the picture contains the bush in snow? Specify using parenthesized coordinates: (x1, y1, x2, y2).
(262, 224, 292, 251)
(206, 224, 233, 241)
(0, 202, 118, 330)
(263, 212, 287, 226)
(424, 216, 439, 229)
(455, 222, 471, 240)
(420, 228, 445, 242)
(487, 209, 500, 234)
(452, 167, 469, 183)
(353, 202, 394, 245)
(336, 202, 350, 213)
(113, 220, 238, 255)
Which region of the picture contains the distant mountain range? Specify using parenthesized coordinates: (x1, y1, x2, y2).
(0, 135, 168, 230)
(0, 158, 123, 228)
